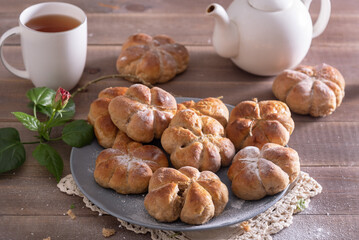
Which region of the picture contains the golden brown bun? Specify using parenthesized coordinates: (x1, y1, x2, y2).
(116, 33, 189, 85)
(93, 114, 118, 148)
(94, 131, 168, 194)
(88, 98, 111, 126)
(227, 143, 300, 200)
(226, 99, 294, 151)
(177, 97, 229, 127)
(98, 87, 128, 99)
(108, 84, 177, 143)
(161, 109, 235, 172)
(272, 64, 345, 117)
(87, 87, 128, 148)
(144, 166, 228, 225)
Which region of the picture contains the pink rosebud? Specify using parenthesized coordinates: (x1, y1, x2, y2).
(52, 87, 71, 110)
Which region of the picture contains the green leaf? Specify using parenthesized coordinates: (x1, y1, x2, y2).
(33, 143, 63, 182)
(26, 87, 55, 107)
(0, 128, 26, 173)
(28, 102, 53, 117)
(38, 122, 50, 141)
(47, 98, 75, 128)
(12, 112, 40, 131)
(62, 120, 94, 148)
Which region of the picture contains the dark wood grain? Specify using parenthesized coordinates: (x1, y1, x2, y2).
(0, 215, 357, 240)
(273, 215, 359, 240)
(0, 0, 359, 14)
(0, 215, 150, 240)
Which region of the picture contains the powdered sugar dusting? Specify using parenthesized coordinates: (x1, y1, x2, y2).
(119, 56, 128, 62)
(230, 199, 245, 210)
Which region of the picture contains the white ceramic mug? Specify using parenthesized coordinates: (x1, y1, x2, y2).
(0, 2, 87, 90)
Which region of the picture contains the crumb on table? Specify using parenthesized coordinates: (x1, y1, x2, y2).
(102, 228, 116, 238)
(66, 209, 76, 220)
(240, 221, 251, 232)
(43, 237, 51, 240)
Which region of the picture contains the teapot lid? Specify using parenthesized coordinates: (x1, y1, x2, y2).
(248, 0, 293, 12)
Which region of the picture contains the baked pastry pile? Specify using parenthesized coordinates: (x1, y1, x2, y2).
(94, 131, 168, 194)
(161, 109, 235, 172)
(228, 143, 300, 200)
(272, 64, 345, 117)
(226, 99, 294, 151)
(144, 166, 228, 225)
(116, 33, 189, 85)
(87, 80, 307, 225)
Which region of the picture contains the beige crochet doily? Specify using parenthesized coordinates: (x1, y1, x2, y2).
(57, 171, 322, 240)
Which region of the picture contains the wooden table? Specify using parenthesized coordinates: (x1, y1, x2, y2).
(1, 1, 358, 239)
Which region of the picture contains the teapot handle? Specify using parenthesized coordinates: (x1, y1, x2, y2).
(302, 0, 331, 38)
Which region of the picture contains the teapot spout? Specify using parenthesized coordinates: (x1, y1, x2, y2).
(206, 3, 239, 59)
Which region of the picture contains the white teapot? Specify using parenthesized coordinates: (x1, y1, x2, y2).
(207, 0, 331, 76)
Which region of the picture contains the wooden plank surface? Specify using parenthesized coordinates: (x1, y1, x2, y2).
(273, 215, 359, 240)
(0, 46, 359, 122)
(0, 215, 150, 240)
(0, 0, 359, 15)
(1, 215, 358, 240)
(0, 0, 358, 239)
(1, 13, 358, 46)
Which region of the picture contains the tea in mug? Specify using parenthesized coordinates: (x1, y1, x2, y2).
(25, 14, 81, 32)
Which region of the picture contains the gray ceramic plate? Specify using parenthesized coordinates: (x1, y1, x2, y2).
(70, 97, 289, 232)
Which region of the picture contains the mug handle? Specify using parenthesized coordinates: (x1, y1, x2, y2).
(302, 0, 331, 39)
(0, 26, 30, 79)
